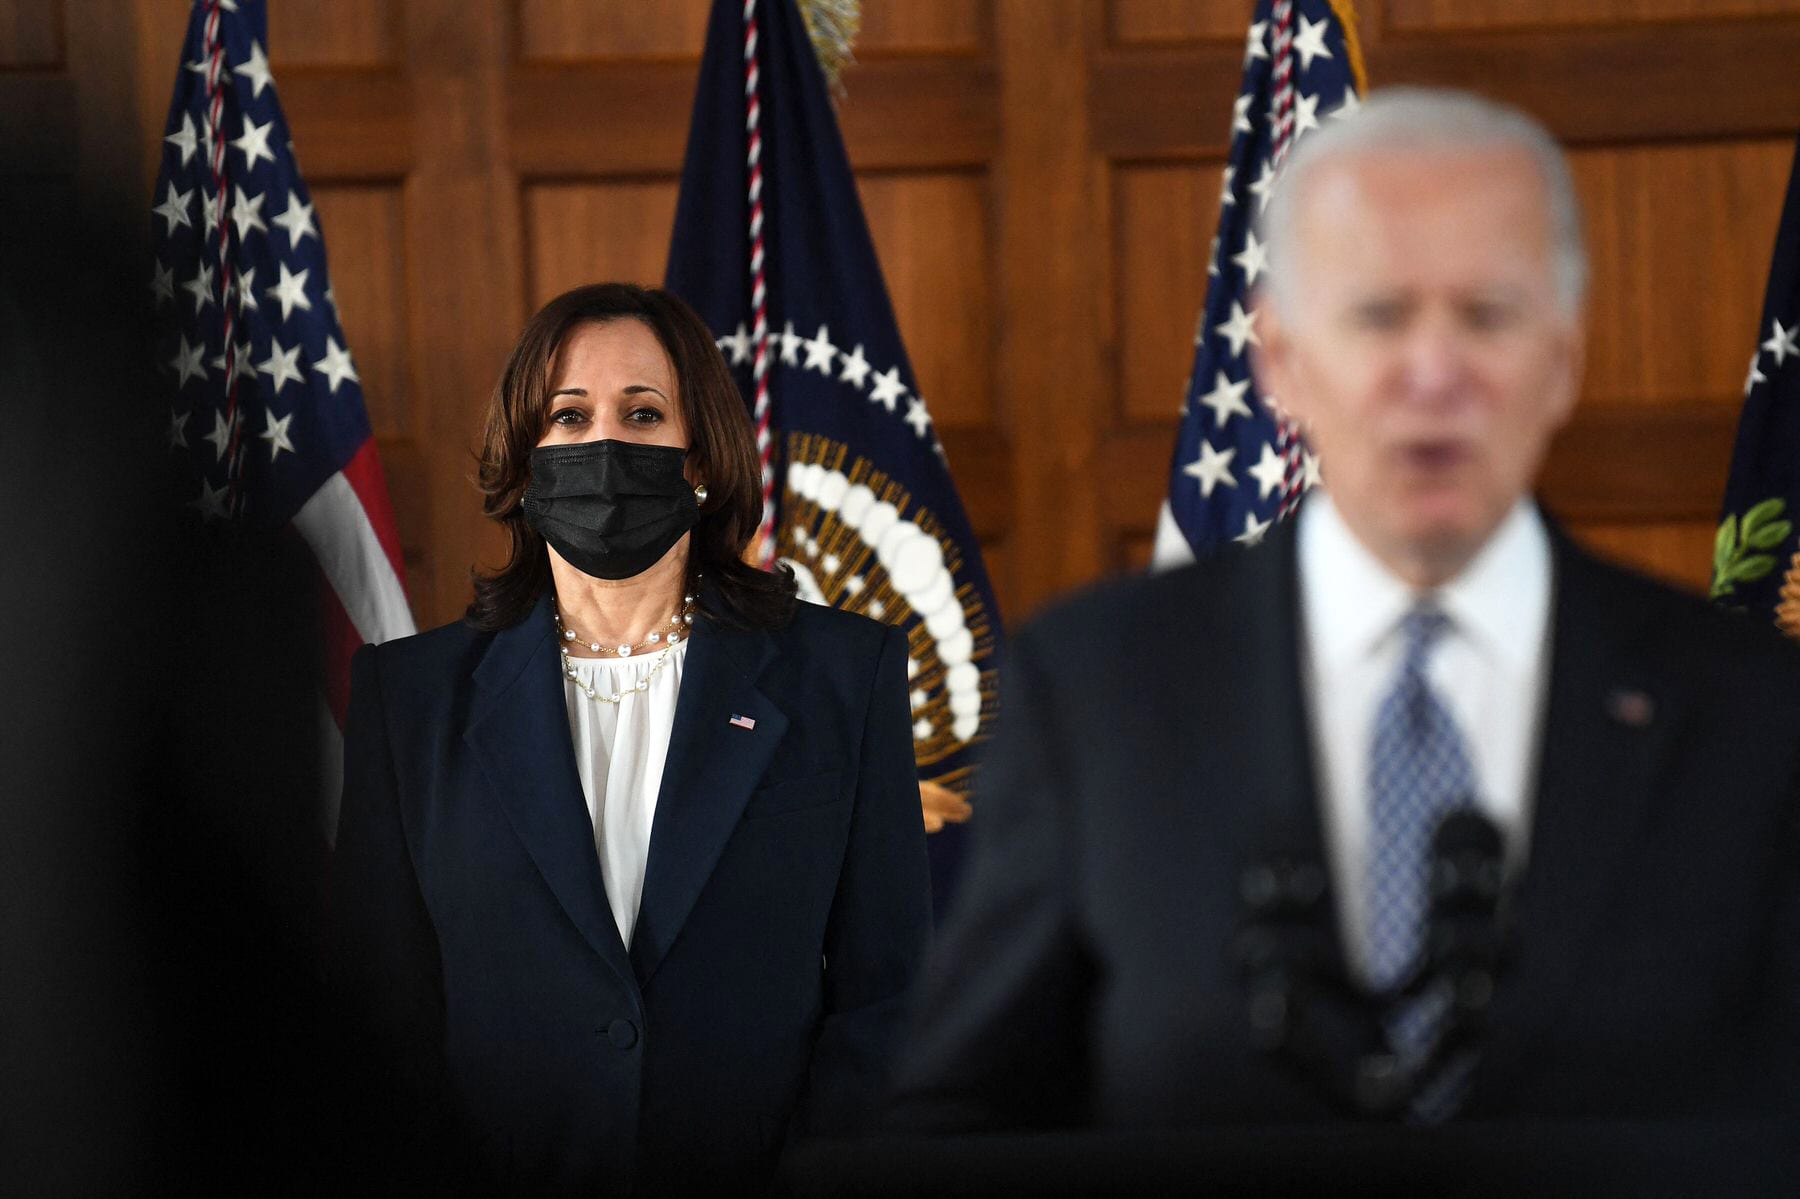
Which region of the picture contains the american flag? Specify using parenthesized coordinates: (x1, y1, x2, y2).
(1152, 0, 1365, 568)
(665, 0, 1002, 906)
(1714, 133, 1800, 635)
(151, 0, 413, 830)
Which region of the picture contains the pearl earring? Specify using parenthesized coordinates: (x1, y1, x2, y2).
(694, 484, 709, 504)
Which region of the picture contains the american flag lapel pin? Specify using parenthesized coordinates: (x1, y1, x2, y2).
(728, 714, 757, 731)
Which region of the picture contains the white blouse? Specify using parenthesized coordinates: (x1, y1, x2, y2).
(560, 638, 690, 947)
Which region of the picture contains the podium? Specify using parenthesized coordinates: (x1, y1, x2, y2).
(780, 1118, 1799, 1197)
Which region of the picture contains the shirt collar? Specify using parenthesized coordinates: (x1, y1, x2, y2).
(1298, 494, 1551, 673)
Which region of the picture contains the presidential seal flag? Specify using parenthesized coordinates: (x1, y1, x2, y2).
(151, 0, 414, 832)
(1152, 0, 1366, 568)
(1714, 134, 1800, 637)
(665, 0, 1001, 904)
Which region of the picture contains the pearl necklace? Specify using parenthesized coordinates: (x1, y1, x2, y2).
(555, 582, 698, 706)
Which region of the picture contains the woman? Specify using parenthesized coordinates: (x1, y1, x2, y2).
(330, 283, 930, 1192)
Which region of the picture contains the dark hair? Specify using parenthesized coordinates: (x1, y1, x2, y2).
(466, 282, 796, 632)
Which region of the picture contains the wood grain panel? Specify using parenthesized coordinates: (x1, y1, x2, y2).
(310, 184, 410, 438)
(1389, 0, 1800, 33)
(523, 178, 679, 308)
(1574, 138, 1793, 405)
(269, 1, 397, 67)
(516, 0, 709, 62)
(518, 0, 984, 62)
(859, 169, 992, 428)
(858, 1, 987, 54)
(510, 57, 997, 174)
(0, 1, 63, 67)
(1108, 0, 1259, 45)
(1565, 519, 1713, 595)
(1093, 22, 1800, 159)
(280, 72, 414, 178)
(1113, 161, 1221, 424)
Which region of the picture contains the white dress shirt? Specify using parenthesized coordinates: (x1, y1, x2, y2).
(1296, 495, 1553, 982)
(561, 638, 689, 947)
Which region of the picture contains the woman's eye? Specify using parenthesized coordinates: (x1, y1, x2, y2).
(550, 407, 586, 426)
(628, 407, 663, 425)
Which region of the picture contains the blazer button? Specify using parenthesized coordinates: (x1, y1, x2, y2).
(606, 1018, 638, 1050)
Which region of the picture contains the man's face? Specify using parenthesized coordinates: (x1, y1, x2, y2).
(1257, 146, 1583, 584)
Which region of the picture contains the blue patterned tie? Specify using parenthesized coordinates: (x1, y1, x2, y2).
(1365, 606, 1476, 1100)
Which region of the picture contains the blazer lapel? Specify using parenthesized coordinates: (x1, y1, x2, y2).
(630, 614, 789, 984)
(1473, 534, 1677, 1104)
(1213, 518, 1350, 979)
(464, 592, 637, 991)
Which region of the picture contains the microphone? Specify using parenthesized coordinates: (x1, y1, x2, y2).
(1233, 857, 1388, 1114)
(1425, 808, 1507, 1030)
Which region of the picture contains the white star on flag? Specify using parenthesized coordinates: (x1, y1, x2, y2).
(802, 324, 836, 373)
(1220, 165, 1236, 208)
(203, 407, 239, 462)
(1243, 20, 1269, 66)
(200, 188, 223, 238)
(1183, 440, 1237, 498)
(778, 320, 802, 366)
(1232, 93, 1254, 137)
(169, 333, 208, 388)
(153, 182, 193, 235)
(1199, 371, 1253, 428)
(720, 322, 752, 365)
(1293, 90, 1322, 138)
(1330, 89, 1363, 121)
(838, 343, 872, 389)
(1301, 450, 1323, 491)
(1293, 14, 1336, 72)
(314, 335, 360, 394)
(270, 191, 317, 248)
(165, 113, 199, 167)
(257, 336, 306, 392)
(1247, 442, 1288, 500)
(1214, 301, 1260, 357)
(190, 478, 231, 522)
(266, 260, 311, 321)
(231, 117, 276, 170)
(1234, 510, 1273, 546)
(234, 39, 275, 99)
(229, 265, 259, 314)
(229, 186, 267, 239)
(1232, 230, 1269, 286)
(167, 408, 190, 450)
(260, 408, 296, 461)
(868, 366, 907, 412)
(1246, 162, 1277, 213)
(1746, 351, 1768, 395)
(209, 340, 256, 384)
(151, 260, 175, 306)
(1762, 318, 1799, 367)
(182, 262, 216, 314)
(904, 396, 933, 438)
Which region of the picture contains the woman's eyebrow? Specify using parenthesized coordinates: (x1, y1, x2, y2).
(548, 387, 587, 399)
(623, 384, 668, 398)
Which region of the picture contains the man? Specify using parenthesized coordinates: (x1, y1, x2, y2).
(888, 89, 1800, 1134)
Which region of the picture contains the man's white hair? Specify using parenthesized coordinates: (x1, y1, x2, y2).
(1259, 87, 1587, 320)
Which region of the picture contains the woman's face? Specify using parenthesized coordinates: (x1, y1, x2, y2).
(537, 318, 689, 451)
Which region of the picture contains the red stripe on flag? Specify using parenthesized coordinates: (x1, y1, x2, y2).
(339, 438, 409, 592)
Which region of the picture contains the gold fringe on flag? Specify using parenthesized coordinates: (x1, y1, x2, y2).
(799, 0, 861, 92)
(1327, 0, 1370, 95)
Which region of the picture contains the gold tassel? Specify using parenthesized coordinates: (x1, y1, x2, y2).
(798, 0, 861, 93)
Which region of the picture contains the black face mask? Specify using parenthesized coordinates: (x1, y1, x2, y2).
(522, 440, 700, 580)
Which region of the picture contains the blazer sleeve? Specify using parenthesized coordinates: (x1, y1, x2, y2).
(325, 644, 458, 1176)
(795, 623, 934, 1136)
(884, 622, 1095, 1131)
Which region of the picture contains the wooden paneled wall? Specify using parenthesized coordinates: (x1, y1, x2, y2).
(12, 0, 1800, 628)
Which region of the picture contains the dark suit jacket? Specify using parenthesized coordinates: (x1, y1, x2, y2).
(890, 518, 1800, 1132)
(329, 591, 931, 1192)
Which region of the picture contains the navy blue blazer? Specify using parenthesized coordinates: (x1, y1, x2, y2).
(330, 592, 931, 1192)
(891, 518, 1800, 1133)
